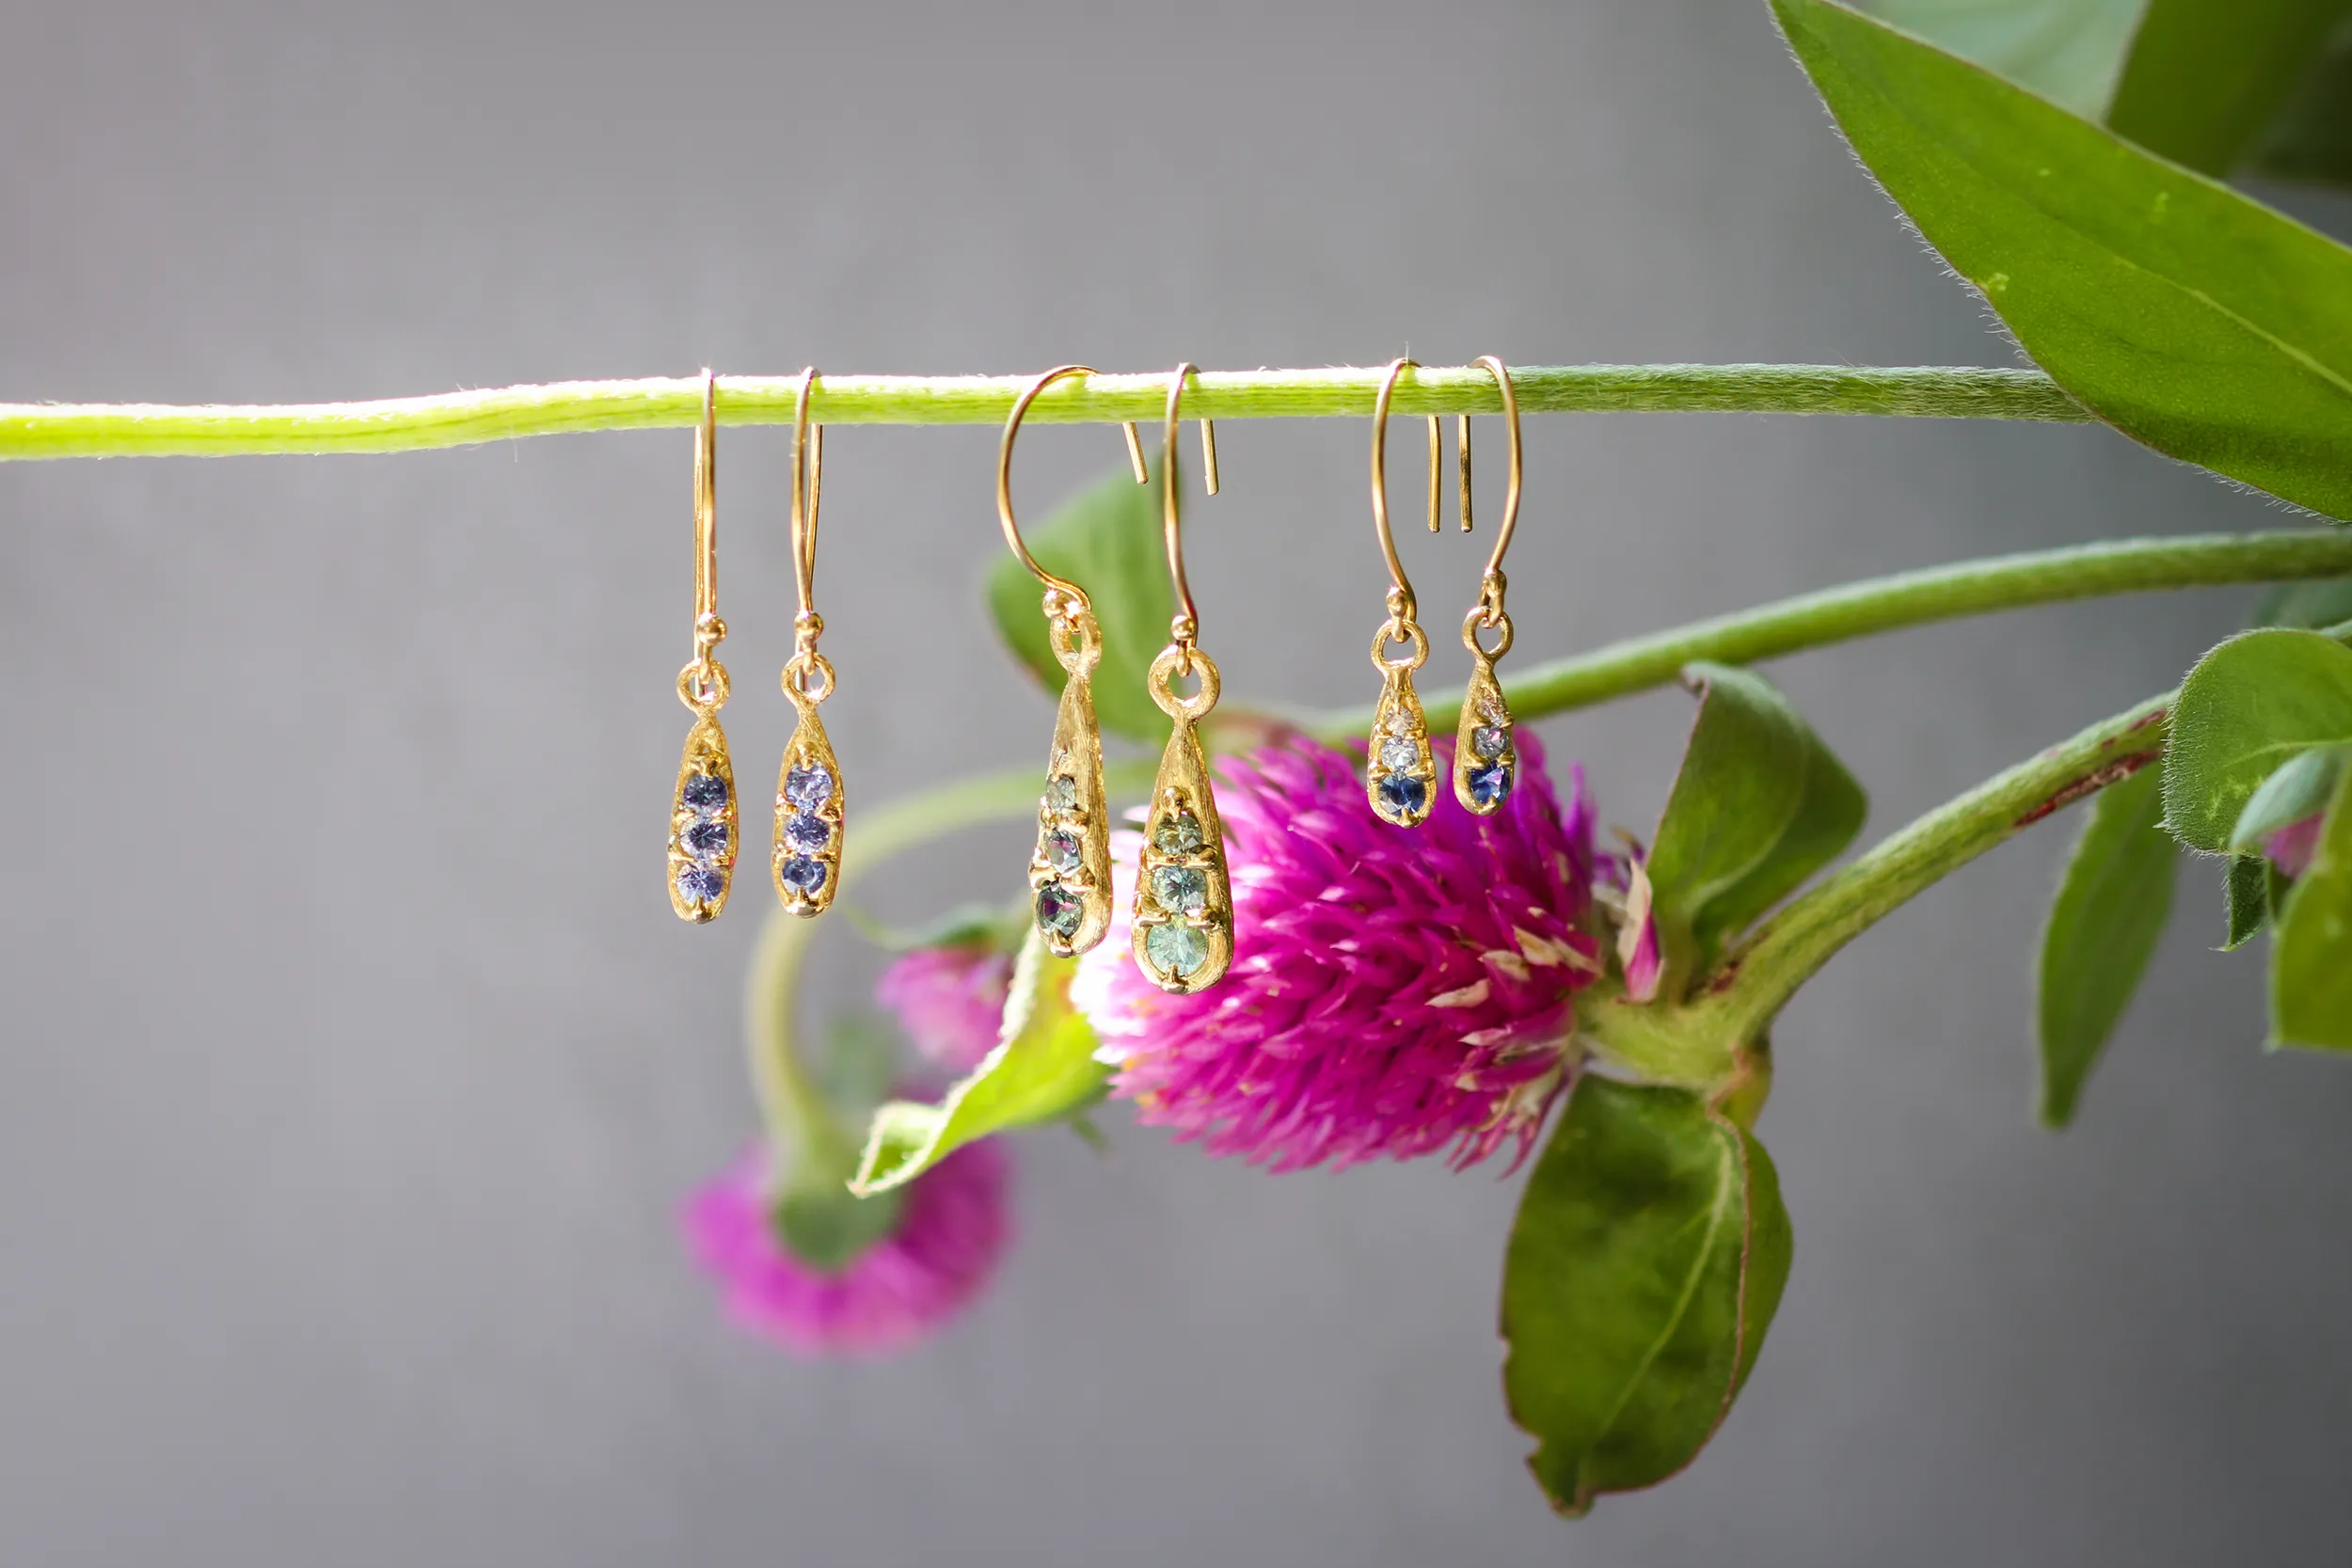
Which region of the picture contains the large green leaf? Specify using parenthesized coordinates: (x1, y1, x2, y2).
(1858, 0, 2143, 115)
(2272, 765, 2352, 1049)
(2035, 761, 2177, 1127)
(985, 464, 1173, 743)
(2255, 572, 2352, 630)
(1502, 1076, 1792, 1517)
(2253, 28, 2352, 185)
(850, 927, 1108, 1195)
(2163, 628, 2352, 850)
(1644, 663, 1867, 993)
(1773, 0, 2352, 520)
(2106, 0, 2351, 175)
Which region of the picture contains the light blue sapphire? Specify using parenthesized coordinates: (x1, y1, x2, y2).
(681, 773, 729, 812)
(777, 855, 829, 895)
(675, 863, 723, 903)
(1376, 772, 1428, 819)
(1152, 810, 1204, 856)
(1378, 736, 1418, 772)
(1152, 864, 1209, 916)
(682, 817, 731, 860)
(1144, 921, 1209, 977)
(1471, 725, 1509, 760)
(1036, 880, 1084, 938)
(783, 813, 830, 852)
(1467, 761, 1513, 807)
(783, 765, 834, 810)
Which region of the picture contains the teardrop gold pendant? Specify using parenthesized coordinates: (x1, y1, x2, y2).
(771, 684, 845, 918)
(669, 708, 738, 922)
(1454, 648, 1518, 816)
(1367, 631, 1438, 829)
(1132, 646, 1232, 994)
(1028, 613, 1113, 958)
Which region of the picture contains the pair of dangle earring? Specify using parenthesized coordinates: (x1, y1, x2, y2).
(665, 369, 845, 923)
(1361, 356, 1525, 827)
(994, 362, 1233, 994)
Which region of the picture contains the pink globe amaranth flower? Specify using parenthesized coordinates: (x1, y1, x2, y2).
(2267, 814, 2325, 879)
(1071, 734, 1600, 1173)
(877, 943, 1013, 1073)
(683, 1139, 1010, 1358)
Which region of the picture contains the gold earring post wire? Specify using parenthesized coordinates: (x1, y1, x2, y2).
(788, 368, 824, 623)
(1474, 355, 1524, 584)
(1159, 363, 1219, 667)
(693, 368, 718, 632)
(1369, 357, 1440, 622)
(998, 364, 1131, 611)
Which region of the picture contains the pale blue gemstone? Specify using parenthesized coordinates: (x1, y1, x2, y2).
(783, 813, 830, 852)
(1152, 810, 1204, 855)
(1378, 736, 1418, 772)
(783, 766, 834, 810)
(1144, 921, 1209, 977)
(676, 863, 723, 903)
(778, 855, 828, 895)
(682, 817, 730, 860)
(681, 773, 729, 812)
(1152, 864, 1209, 916)
(1472, 725, 1509, 759)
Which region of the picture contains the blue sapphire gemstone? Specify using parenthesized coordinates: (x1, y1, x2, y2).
(1036, 880, 1084, 938)
(1467, 761, 1514, 807)
(777, 855, 829, 895)
(1376, 771, 1428, 819)
(682, 817, 731, 860)
(681, 772, 729, 812)
(783, 813, 830, 852)
(782, 765, 834, 810)
(675, 863, 723, 903)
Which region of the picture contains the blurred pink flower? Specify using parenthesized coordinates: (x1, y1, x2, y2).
(2266, 814, 2325, 879)
(1071, 734, 1599, 1173)
(684, 1139, 1010, 1357)
(877, 942, 1012, 1073)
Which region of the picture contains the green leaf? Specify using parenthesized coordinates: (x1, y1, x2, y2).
(2252, 28, 2352, 185)
(1644, 663, 1867, 991)
(2163, 628, 2352, 850)
(771, 1013, 910, 1270)
(2225, 854, 2275, 949)
(2035, 761, 2177, 1128)
(1772, 0, 2352, 520)
(984, 464, 1173, 743)
(2256, 572, 2352, 630)
(1856, 0, 2142, 115)
(2272, 764, 2352, 1049)
(2230, 744, 2346, 850)
(850, 927, 1108, 1195)
(1502, 1076, 1793, 1518)
(2106, 0, 2352, 175)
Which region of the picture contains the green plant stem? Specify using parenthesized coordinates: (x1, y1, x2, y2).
(1303, 530, 2352, 738)
(1703, 613, 2352, 1046)
(741, 755, 1157, 1152)
(0, 364, 2085, 460)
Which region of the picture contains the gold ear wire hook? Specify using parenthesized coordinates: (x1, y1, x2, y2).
(787, 367, 827, 673)
(1159, 363, 1219, 672)
(1124, 373, 1215, 493)
(1468, 354, 1522, 627)
(691, 368, 722, 657)
(998, 366, 1141, 618)
(1369, 357, 1442, 626)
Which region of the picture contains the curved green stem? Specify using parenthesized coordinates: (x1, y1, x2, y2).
(0, 364, 2083, 460)
(1303, 530, 2352, 739)
(741, 755, 1157, 1153)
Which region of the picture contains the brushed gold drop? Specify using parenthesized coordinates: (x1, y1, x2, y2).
(1132, 647, 1232, 994)
(771, 367, 843, 920)
(1362, 356, 1441, 829)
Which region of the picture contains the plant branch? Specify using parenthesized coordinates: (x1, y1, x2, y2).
(1303, 530, 2352, 739)
(0, 363, 2086, 460)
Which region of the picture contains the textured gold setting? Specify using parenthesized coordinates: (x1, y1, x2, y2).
(1027, 610, 1114, 957)
(1454, 615, 1518, 816)
(771, 664, 844, 918)
(1132, 646, 1232, 994)
(1368, 626, 1438, 828)
(669, 698, 738, 922)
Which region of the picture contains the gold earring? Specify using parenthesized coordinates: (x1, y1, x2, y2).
(1454, 355, 1522, 815)
(1364, 356, 1443, 828)
(669, 370, 739, 922)
(999, 365, 1148, 958)
(771, 368, 843, 918)
(1131, 363, 1232, 995)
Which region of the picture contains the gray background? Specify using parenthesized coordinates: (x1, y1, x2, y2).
(4, 2, 2349, 1563)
